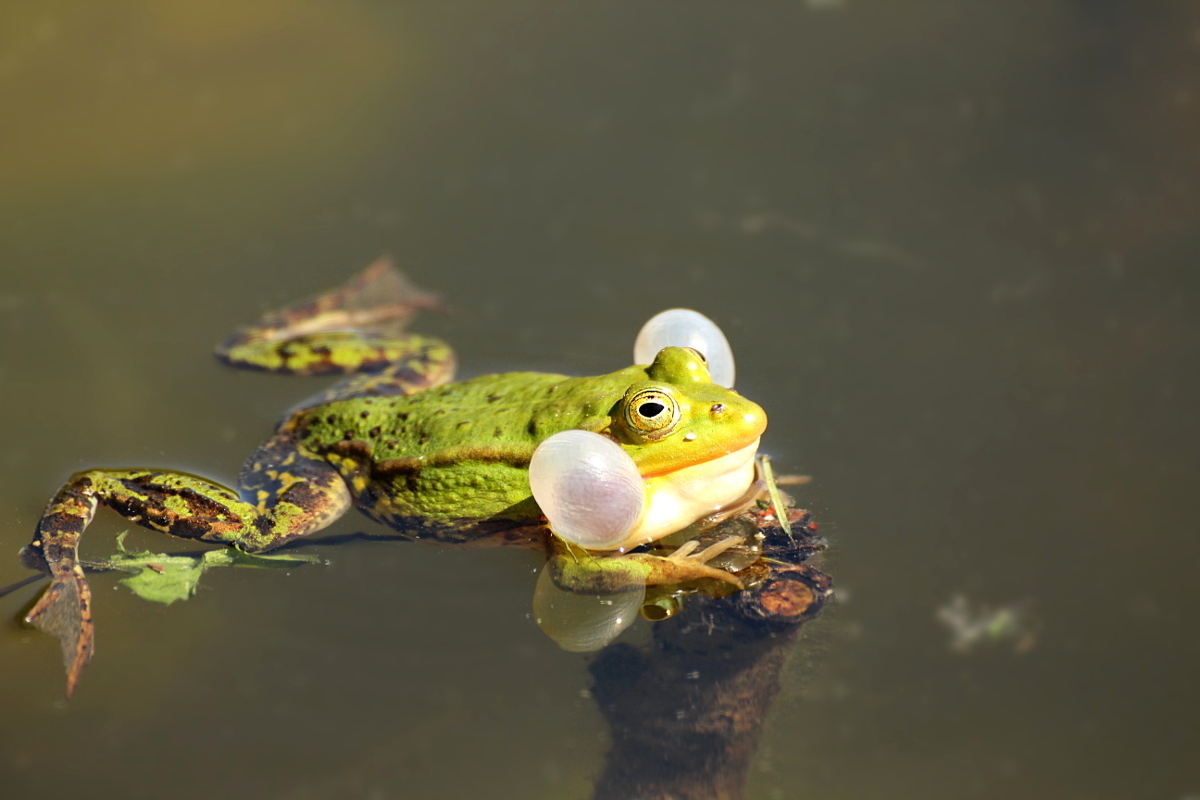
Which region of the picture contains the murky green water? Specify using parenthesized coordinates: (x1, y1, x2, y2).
(3, 2, 1198, 798)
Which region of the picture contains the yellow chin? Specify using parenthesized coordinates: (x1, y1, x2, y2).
(607, 438, 761, 552)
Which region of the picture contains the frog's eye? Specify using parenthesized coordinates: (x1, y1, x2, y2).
(623, 388, 681, 440)
(633, 308, 736, 387)
(529, 430, 645, 550)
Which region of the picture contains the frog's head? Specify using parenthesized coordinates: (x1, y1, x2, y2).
(530, 342, 767, 553)
(613, 346, 765, 478)
(610, 346, 766, 545)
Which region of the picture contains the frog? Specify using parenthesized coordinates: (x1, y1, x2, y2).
(19, 258, 769, 695)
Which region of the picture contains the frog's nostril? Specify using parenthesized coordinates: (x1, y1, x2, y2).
(710, 403, 727, 416)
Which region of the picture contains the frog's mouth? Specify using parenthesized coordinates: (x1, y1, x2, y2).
(619, 438, 761, 549)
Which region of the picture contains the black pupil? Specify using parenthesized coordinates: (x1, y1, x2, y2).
(639, 402, 665, 418)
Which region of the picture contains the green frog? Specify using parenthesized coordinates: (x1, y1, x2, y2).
(21, 259, 768, 695)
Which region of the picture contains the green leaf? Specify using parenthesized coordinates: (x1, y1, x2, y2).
(118, 558, 206, 605)
(101, 532, 323, 605)
(201, 548, 322, 570)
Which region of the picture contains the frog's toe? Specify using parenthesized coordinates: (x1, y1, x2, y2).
(666, 534, 742, 564)
(658, 534, 746, 589)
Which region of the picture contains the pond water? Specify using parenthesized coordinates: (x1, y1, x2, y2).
(2, 2, 1198, 798)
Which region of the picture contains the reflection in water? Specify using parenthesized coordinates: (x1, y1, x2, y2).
(533, 563, 645, 652)
(13, 480, 832, 800)
(937, 594, 1036, 655)
(534, 501, 830, 662)
(590, 509, 831, 800)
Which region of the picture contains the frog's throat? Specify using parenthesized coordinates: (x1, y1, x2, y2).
(609, 438, 761, 552)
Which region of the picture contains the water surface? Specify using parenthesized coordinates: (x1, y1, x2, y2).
(2, 2, 1198, 798)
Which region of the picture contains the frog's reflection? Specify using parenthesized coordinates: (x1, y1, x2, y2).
(8, 460, 830, 800)
(359, 496, 828, 657)
(367, 493, 831, 800)
(535, 503, 831, 800)
(533, 565, 646, 652)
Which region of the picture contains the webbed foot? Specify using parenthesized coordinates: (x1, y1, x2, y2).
(24, 562, 94, 697)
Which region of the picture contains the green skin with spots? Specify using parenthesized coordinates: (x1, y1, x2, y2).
(299, 352, 760, 523)
(21, 260, 764, 695)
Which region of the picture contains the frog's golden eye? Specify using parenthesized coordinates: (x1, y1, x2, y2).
(623, 388, 681, 440)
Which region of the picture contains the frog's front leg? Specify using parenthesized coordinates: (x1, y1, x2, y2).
(547, 536, 745, 595)
(23, 443, 350, 695)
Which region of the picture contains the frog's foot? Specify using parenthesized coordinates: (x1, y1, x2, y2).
(549, 534, 746, 595)
(24, 457, 352, 696)
(643, 535, 746, 589)
(24, 560, 94, 697)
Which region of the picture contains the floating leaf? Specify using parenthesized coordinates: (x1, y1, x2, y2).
(201, 547, 322, 570)
(102, 532, 322, 605)
(119, 560, 206, 605)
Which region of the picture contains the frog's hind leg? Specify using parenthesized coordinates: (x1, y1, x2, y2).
(307, 357, 467, 408)
(234, 424, 353, 552)
(23, 436, 350, 695)
(214, 257, 456, 405)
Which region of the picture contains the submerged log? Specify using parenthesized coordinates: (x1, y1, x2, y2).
(589, 509, 831, 800)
